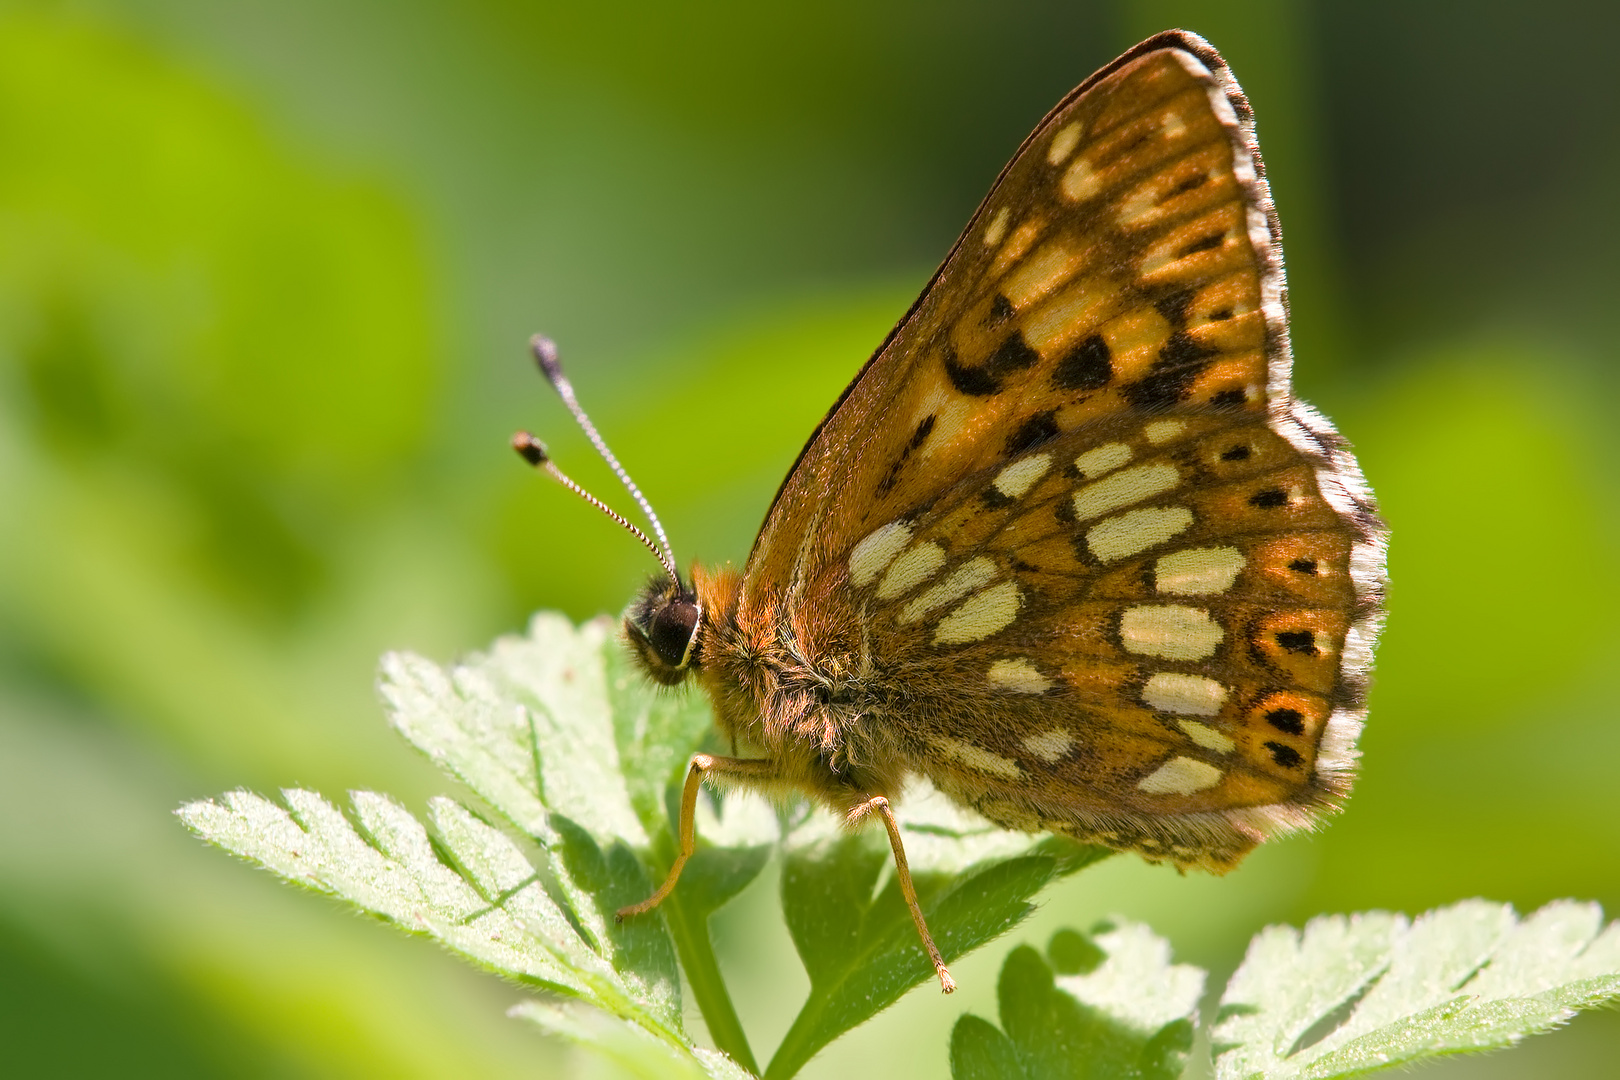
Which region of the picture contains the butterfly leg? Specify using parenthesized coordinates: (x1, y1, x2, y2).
(616, 753, 777, 922)
(854, 794, 957, 994)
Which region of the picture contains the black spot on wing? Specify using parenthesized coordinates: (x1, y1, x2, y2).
(988, 330, 1040, 375)
(1160, 330, 1218, 371)
(1154, 288, 1195, 325)
(1122, 331, 1218, 409)
(1167, 173, 1209, 199)
(945, 344, 1001, 396)
(877, 458, 904, 496)
(1005, 410, 1060, 456)
(943, 330, 1041, 397)
(878, 414, 939, 495)
(1265, 708, 1305, 735)
(1210, 388, 1247, 408)
(981, 487, 1015, 509)
(1220, 444, 1251, 461)
(1276, 630, 1316, 654)
(1287, 558, 1317, 575)
(982, 293, 1015, 328)
(1249, 488, 1287, 508)
(1179, 233, 1225, 258)
(1052, 334, 1112, 391)
(1264, 741, 1303, 769)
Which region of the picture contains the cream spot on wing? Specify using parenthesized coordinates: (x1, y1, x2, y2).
(932, 400, 974, 449)
(1161, 112, 1187, 140)
(1023, 277, 1116, 355)
(1115, 160, 1221, 228)
(1115, 185, 1160, 228)
(1121, 187, 1159, 228)
(1047, 121, 1082, 165)
(1144, 419, 1187, 445)
(1022, 728, 1075, 763)
(931, 735, 1024, 779)
(993, 453, 1052, 500)
(934, 581, 1022, 644)
(1061, 156, 1101, 202)
(848, 521, 912, 586)
(987, 658, 1051, 694)
(983, 206, 1009, 248)
(1120, 605, 1223, 660)
(1137, 756, 1222, 795)
(1072, 462, 1180, 521)
(1002, 237, 1085, 308)
(991, 219, 1042, 277)
(901, 556, 997, 623)
(1074, 442, 1132, 478)
(1155, 546, 1245, 595)
(910, 382, 972, 453)
(1177, 719, 1235, 754)
(875, 541, 946, 600)
(1086, 506, 1194, 562)
(1142, 672, 1228, 716)
(1139, 215, 1241, 278)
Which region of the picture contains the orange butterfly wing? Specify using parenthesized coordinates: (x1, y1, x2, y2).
(732, 31, 1385, 868)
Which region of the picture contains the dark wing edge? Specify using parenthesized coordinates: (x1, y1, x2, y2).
(1274, 397, 1388, 804)
(1171, 37, 1390, 819)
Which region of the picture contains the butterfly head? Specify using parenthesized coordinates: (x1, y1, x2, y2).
(625, 576, 702, 685)
(516, 335, 701, 684)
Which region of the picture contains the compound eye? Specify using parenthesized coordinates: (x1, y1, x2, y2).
(649, 598, 700, 668)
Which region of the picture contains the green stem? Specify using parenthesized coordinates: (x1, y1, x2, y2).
(665, 889, 759, 1076)
(763, 995, 827, 1080)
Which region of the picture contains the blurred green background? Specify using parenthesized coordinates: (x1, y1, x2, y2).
(2, 0, 1617, 1076)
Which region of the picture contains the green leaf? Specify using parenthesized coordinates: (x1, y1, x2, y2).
(380, 612, 775, 1069)
(549, 813, 682, 1027)
(186, 615, 769, 1076)
(766, 793, 1110, 1079)
(605, 635, 716, 833)
(950, 920, 1204, 1080)
(381, 614, 647, 847)
(178, 785, 751, 1075)
(1212, 899, 1620, 1079)
(950, 1013, 1022, 1080)
(179, 788, 597, 1001)
(185, 611, 1120, 1078)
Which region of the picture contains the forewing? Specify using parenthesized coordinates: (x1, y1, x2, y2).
(746, 32, 1288, 612)
(739, 31, 1385, 865)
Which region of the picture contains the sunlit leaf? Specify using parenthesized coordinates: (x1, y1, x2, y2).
(382, 613, 775, 1071)
(1212, 899, 1620, 1079)
(184, 616, 759, 1074)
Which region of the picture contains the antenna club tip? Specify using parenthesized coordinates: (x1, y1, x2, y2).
(529, 335, 562, 377)
(511, 431, 548, 466)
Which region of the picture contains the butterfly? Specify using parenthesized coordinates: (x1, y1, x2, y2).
(515, 29, 1386, 994)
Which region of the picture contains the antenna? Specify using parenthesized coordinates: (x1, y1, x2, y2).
(529, 335, 675, 566)
(512, 433, 680, 583)
(513, 338, 681, 585)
